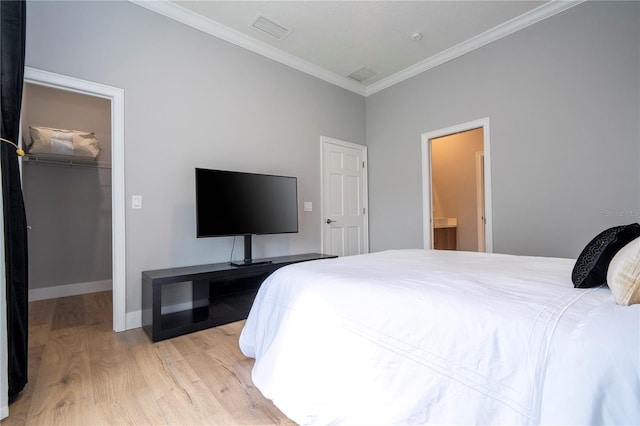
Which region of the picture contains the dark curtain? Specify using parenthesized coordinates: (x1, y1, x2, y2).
(0, 0, 28, 403)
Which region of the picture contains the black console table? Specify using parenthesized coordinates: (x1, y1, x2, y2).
(142, 253, 336, 341)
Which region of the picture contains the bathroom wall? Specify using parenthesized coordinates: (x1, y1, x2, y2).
(21, 83, 112, 295)
(431, 128, 484, 251)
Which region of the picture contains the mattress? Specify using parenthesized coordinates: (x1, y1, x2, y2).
(239, 249, 640, 425)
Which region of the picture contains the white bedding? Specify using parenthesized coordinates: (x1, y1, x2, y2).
(239, 249, 640, 425)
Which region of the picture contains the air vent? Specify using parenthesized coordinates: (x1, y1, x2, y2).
(251, 15, 291, 40)
(348, 67, 377, 83)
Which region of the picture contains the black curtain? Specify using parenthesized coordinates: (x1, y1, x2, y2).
(0, 0, 28, 403)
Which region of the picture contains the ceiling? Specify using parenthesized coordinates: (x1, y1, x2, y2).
(131, 1, 584, 96)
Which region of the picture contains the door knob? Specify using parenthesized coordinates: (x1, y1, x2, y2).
(326, 219, 336, 224)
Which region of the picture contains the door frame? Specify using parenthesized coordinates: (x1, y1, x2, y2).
(320, 135, 369, 255)
(420, 118, 493, 252)
(475, 151, 486, 252)
(23, 67, 126, 332)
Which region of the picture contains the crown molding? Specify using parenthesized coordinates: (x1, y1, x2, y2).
(130, 0, 585, 98)
(365, 0, 586, 96)
(128, 0, 366, 96)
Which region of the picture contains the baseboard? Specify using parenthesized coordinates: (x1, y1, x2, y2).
(126, 310, 142, 330)
(28, 279, 112, 302)
(124, 301, 193, 331)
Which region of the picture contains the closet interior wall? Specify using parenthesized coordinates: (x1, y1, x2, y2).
(21, 83, 112, 299)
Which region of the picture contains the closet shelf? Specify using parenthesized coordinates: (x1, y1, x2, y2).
(23, 153, 111, 169)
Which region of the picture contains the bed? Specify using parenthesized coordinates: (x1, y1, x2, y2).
(239, 249, 640, 425)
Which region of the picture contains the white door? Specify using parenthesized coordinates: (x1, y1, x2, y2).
(321, 136, 368, 256)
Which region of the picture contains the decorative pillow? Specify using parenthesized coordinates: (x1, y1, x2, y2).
(606, 236, 640, 305)
(28, 126, 100, 158)
(571, 223, 640, 288)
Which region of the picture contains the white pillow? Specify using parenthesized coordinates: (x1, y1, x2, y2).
(606, 236, 640, 306)
(28, 126, 100, 158)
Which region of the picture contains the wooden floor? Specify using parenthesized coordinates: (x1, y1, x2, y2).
(1, 291, 293, 425)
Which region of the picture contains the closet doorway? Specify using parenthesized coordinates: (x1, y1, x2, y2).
(421, 118, 493, 253)
(23, 68, 126, 332)
(22, 83, 112, 300)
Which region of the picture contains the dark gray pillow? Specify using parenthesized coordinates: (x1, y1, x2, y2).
(572, 223, 640, 288)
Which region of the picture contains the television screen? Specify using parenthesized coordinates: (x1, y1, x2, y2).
(196, 168, 299, 238)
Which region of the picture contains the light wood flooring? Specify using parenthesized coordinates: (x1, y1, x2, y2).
(1, 291, 293, 425)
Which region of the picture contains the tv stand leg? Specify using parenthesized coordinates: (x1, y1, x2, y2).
(244, 234, 252, 263)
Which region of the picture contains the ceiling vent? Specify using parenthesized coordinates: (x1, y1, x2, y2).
(251, 15, 291, 40)
(348, 67, 377, 83)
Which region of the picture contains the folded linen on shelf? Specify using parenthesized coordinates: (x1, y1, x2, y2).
(28, 126, 100, 158)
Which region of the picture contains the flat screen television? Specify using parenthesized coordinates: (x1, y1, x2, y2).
(195, 168, 298, 266)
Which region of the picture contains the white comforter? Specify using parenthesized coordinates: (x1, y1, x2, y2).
(239, 249, 640, 425)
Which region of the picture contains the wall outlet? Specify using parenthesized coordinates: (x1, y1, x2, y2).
(304, 201, 312, 212)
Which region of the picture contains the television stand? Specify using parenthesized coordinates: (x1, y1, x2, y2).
(230, 259, 272, 267)
(142, 253, 336, 342)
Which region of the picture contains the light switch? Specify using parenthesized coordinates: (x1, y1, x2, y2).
(132, 195, 142, 209)
(303, 201, 312, 212)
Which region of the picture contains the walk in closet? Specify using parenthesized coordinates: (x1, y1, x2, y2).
(21, 83, 112, 300)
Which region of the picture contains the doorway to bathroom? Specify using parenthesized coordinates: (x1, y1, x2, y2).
(421, 118, 493, 252)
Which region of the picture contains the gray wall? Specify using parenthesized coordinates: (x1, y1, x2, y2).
(25, 1, 365, 313)
(22, 84, 112, 290)
(24, 1, 640, 316)
(366, 1, 640, 258)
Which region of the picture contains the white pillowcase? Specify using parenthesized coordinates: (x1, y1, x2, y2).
(606, 236, 640, 306)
